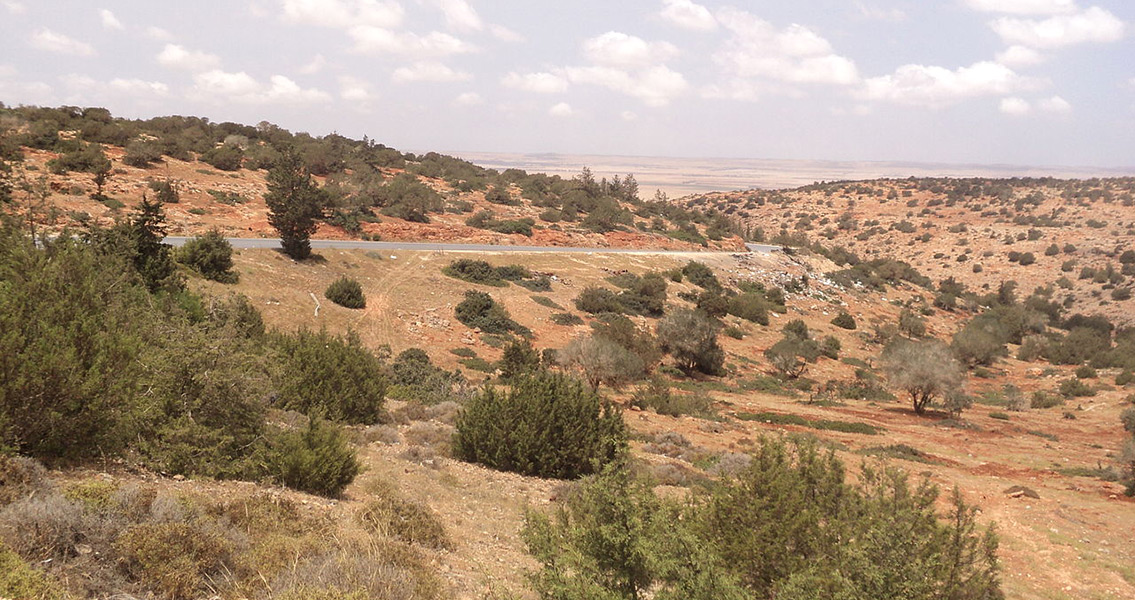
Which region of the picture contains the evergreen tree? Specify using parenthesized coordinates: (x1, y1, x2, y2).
(266, 148, 325, 260)
(128, 194, 181, 292)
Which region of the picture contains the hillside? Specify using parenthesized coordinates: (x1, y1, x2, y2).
(0, 105, 745, 252)
(683, 178, 1135, 326)
(2, 106, 1135, 600)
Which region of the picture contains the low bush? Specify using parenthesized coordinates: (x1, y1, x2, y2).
(176, 229, 237, 283)
(831, 311, 857, 329)
(630, 378, 712, 417)
(454, 290, 528, 335)
(273, 329, 387, 423)
(551, 312, 584, 326)
(1059, 378, 1096, 398)
(115, 521, 233, 600)
(325, 276, 366, 309)
(453, 372, 626, 479)
(358, 481, 452, 550)
(0, 541, 68, 600)
(266, 418, 360, 497)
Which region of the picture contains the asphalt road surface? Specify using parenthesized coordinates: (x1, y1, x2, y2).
(164, 237, 781, 254)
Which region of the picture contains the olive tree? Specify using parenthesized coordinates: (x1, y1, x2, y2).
(881, 338, 964, 415)
(657, 308, 724, 375)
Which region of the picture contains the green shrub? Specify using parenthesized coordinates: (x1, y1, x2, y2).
(1030, 391, 1063, 409)
(1117, 370, 1134, 386)
(200, 144, 243, 171)
(325, 276, 366, 309)
(682, 260, 720, 290)
(551, 312, 584, 326)
(531, 295, 563, 310)
(460, 357, 495, 373)
(1058, 378, 1095, 398)
(442, 259, 507, 287)
(176, 229, 238, 283)
(266, 418, 360, 497)
(727, 292, 771, 325)
(702, 439, 1001, 599)
(0, 229, 149, 461)
(831, 311, 857, 330)
(574, 286, 623, 314)
(0, 541, 67, 600)
(453, 372, 626, 479)
(1075, 365, 1097, 379)
(273, 329, 387, 423)
(449, 347, 477, 358)
(455, 290, 527, 335)
(629, 377, 713, 417)
(657, 308, 724, 376)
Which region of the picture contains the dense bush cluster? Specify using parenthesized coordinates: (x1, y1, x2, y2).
(524, 438, 1002, 599)
(324, 275, 366, 308)
(453, 372, 626, 479)
(0, 214, 364, 497)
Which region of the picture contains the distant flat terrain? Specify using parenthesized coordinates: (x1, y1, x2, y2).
(449, 151, 1135, 198)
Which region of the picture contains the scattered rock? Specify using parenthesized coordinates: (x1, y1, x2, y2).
(1004, 485, 1040, 499)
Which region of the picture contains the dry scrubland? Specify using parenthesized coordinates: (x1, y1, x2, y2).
(3, 105, 1135, 600)
(188, 245, 1135, 600)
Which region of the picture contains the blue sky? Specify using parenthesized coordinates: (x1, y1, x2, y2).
(1, 0, 1132, 168)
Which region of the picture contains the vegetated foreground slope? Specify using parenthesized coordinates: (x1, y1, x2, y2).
(193, 244, 1134, 600)
(0, 104, 745, 251)
(684, 177, 1135, 326)
(3, 105, 1135, 600)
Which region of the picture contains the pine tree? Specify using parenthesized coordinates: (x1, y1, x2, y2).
(265, 148, 325, 260)
(129, 194, 181, 292)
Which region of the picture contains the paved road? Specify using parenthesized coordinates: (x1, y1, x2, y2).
(164, 236, 781, 255)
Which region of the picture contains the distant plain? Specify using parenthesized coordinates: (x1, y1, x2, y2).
(450, 151, 1135, 197)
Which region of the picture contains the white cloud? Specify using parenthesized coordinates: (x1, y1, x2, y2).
(0, 64, 15, 77)
(565, 64, 688, 107)
(108, 78, 169, 95)
(144, 26, 174, 41)
(660, 0, 717, 31)
(996, 44, 1045, 66)
(392, 61, 471, 82)
(489, 24, 524, 42)
(434, 0, 482, 32)
(854, 2, 906, 22)
(965, 0, 1077, 15)
(620, 110, 638, 121)
(30, 28, 94, 56)
(156, 44, 222, 72)
(192, 70, 331, 104)
(299, 54, 327, 74)
(349, 26, 474, 56)
(100, 9, 124, 30)
(501, 71, 569, 94)
(194, 70, 261, 97)
(281, 0, 404, 29)
(60, 74, 170, 101)
(338, 75, 374, 101)
(2, 1, 25, 14)
(454, 91, 483, 105)
(548, 102, 574, 117)
(991, 6, 1125, 49)
(583, 32, 679, 70)
(1038, 95, 1071, 112)
(1000, 96, 1031, 115)
(861, 61, 1041, 107)
(712, 9, 859, 87)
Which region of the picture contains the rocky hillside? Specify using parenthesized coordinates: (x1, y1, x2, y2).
(684, 177, 1135, 326)
(1, 105, 745, 251)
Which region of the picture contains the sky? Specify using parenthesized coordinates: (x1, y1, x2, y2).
(1, 0, 1133, 169)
